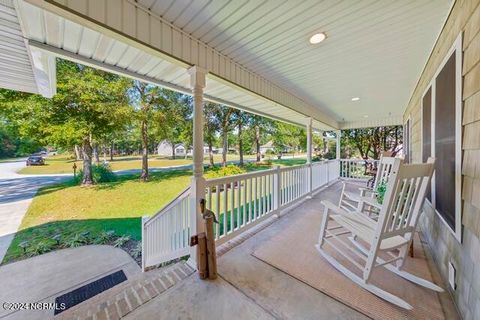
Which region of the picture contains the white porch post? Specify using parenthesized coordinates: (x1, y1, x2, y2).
(306, 117, 313, 198)
(188, 66, 207, 267)
(336, 130, 341, 160)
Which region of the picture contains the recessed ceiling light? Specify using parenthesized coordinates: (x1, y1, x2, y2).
(309, 33, 326, 44)
(351, 97, 360, 101)
(363, 115, 369, 118)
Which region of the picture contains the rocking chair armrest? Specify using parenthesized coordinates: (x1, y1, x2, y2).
(321, 200, 350, 216)
(358, 187, 377, 197)
(321, 200, 377, 227)
(358, 196, 382, 210)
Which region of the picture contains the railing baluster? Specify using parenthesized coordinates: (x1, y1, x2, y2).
(215, 186, 220, 239)
(230, 181, 235, 232)
(236, 180, 241, 230)
(223, 183, 228, 236)
(242, 179, 247, 226)
(248, 178, 253, 222)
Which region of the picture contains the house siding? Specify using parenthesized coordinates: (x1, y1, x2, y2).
(404, 0, 480, 318)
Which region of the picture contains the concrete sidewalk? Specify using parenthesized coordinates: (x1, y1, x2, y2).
(0, 245, 140, 320)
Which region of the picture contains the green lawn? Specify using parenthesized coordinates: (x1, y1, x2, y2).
(3, 157, 308, 264)
(3, 170, 192, 264)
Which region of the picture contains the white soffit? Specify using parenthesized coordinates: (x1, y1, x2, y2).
(0, 0, 55, 97)
(142, 0, 452, 125)
(16, 1, 332, 130)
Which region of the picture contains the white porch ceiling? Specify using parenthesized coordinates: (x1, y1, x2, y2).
(140, 0, 452, 126)
(0, 0, 55, 97)
(14, 0, 328, 129)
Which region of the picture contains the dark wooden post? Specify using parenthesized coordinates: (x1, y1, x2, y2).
(197, 233, 208, 279)
(200, 199, 218, 280)
(205, 215, 217, 279)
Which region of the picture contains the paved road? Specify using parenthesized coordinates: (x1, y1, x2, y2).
(0, 160, 68, 262)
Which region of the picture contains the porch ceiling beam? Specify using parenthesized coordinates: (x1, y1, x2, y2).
(24, 0, 339, 130)
(339, 116, 403, 130)
(28, 40, 193, 95)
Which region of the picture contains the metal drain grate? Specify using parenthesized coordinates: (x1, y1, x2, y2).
(54, 270, 127, 315)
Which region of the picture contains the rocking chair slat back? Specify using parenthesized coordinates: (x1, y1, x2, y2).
(377, 158, 435, 240)
(374, 156, 398, 188)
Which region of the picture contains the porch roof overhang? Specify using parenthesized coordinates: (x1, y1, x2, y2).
(1, 0, 453, 130)
(0, 0, 55, 97)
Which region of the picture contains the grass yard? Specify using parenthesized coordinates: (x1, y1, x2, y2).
(17, 153, 260, 175)
(3, 157, 308, 264)
(2, 169, 192, 264)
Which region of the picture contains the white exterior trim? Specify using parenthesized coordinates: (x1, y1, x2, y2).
(339, 116, 403, 130)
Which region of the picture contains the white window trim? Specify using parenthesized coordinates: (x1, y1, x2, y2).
(421, 84, 434, 208)
(403, 116, 411, 163)
(423, 33, 463, 243)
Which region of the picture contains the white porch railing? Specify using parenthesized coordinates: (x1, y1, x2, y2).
(142, 160, 340, 270)
(339, 159, 378, 180)
(141, 186, 191, 270)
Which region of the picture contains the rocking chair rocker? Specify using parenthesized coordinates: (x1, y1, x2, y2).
(315, 157, 442, 310)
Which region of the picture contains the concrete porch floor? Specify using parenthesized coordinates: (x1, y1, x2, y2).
(127, 181, 459, 320)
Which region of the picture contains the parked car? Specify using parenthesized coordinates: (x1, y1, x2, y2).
(26, 156, 45, 166)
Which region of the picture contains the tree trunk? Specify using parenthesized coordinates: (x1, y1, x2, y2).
(81, 137, 94, 185)
(208, 143, 214, 166)
(238, 122, 244, 166)
(255, 126, 261, 162)
(92, 144, 100, 164)
(74, 144, 83, 160)
(171, 143, 176, 160)
(140, 120, 149, 181)
(103, 145, 107, 162)
(222, 130, 228, 167)
(110, 142, 114, 161)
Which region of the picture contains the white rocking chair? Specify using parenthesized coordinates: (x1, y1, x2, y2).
(315, 157, 442, 310)
(339, 156, 401, 213)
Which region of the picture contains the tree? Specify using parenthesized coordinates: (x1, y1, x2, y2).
(130, 81, 166, 181)
(51, 60, 132, 184)
(272, 122, 304, 157)
(216, 106, 234, 167)
(204, 103, 220, 166)
(232, 110, 248, 166)
(154, 91, 191, 159)
(340, 125, 403, 159)
(247, 115, 274, 162)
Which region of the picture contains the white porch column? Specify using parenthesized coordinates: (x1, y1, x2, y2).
(306, 118, 313, 197)
(336, 130, 341, 160)
(188, 66, 207, 267)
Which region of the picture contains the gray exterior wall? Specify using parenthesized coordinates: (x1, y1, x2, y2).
(404, 1, 480, 318)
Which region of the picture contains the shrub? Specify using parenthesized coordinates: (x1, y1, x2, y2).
(93, 230, 115, 244)
(64, 233, 89, 248)
(29, 241, 54, 256)
(113, 235, 131, 248)
(131, 242, 142, 259)
(73, 163, 116, 184)
(265, 149, 274, 155)
(205, 165, 246, 179)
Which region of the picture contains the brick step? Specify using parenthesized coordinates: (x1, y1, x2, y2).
(54, 262, 194, 320)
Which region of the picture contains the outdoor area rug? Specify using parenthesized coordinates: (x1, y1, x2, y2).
(252, 208, 446, 320)
(54, 270, 127, 315)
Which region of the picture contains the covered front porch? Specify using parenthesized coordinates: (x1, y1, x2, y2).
(128, 181, 459, 320)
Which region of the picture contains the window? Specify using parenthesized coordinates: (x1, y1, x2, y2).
(421, 33, 462, 242)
